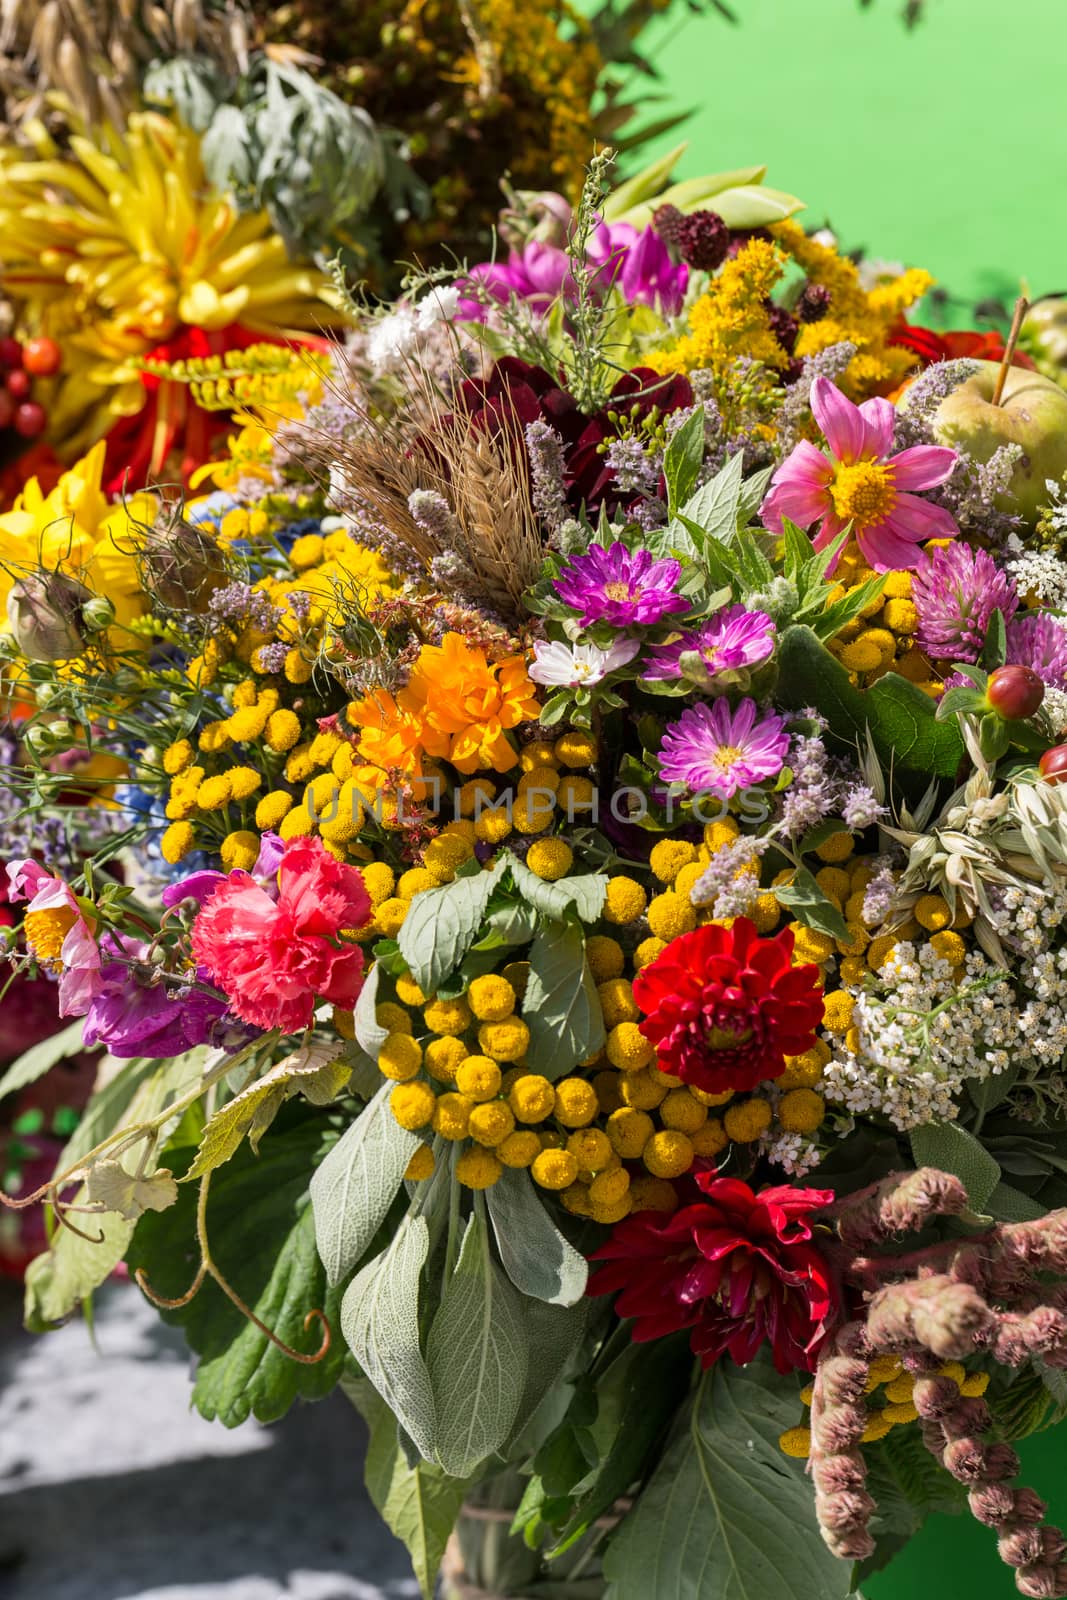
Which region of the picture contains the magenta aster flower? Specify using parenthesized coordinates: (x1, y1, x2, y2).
(911, 543, 1019, 662)
(554, 542, 688, 628)
(643, 605, 776, 681)
(658, 698, 790, 799)
(1006, 612, 1067, 689)
(457, 222, 688, 322)
(760, 376, 960, 571)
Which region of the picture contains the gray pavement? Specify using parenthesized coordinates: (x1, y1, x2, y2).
(0, 1278, 421, 1600)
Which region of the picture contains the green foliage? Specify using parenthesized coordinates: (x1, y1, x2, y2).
(398, 856, 508, 994)
(126, 1107, 347, 1425)
(427, 1209, 529, 1478)
(857, 1425, 966, 1581)
(602, 1349, 853, 1600)
(0, 1019, 95, 1101)
(988, 1363, 1067, 1442)
(185, 1043, 349, 1180)
(773, 866, 849, 940)
(910, 1122, 1001, 1211)
(310, 1084, 419, 1286)
(777, 624, 965, 778)
(509, 859, 607, 923)
(523, 920, 606, 1080)
(663, 407, 706, 515)
(486, 1169, 588, 1307)
(345, 1374, 471, 1600)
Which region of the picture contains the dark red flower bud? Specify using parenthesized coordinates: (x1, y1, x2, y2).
(797, 282, 832, 322)
(652, 203, 685, 249)
(987, 664, 1045, 720)
(767, 302, 799, 354)
(673, 208, 730, 272)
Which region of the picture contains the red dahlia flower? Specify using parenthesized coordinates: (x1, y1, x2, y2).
(588, 1172, 839, 1373)
(632, 918, 824, 1095)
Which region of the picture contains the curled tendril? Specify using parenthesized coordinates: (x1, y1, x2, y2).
(134, 1169, 332, 1366)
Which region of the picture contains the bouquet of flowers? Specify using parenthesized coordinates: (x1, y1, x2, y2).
(6, 150, 1067, 1600)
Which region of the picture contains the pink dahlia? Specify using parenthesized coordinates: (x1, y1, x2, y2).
(760, 375, 960, 571)
(632, 918, 824, 1095)
(588, 1170, 839, 1374)
(191, 837, 372, 1034)
(657, 696, 789, 799)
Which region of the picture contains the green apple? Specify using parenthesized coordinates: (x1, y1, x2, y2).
(926, 359, 1067, 526)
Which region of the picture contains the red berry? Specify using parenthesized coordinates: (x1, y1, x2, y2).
(1039, 745, 1067, 783)
(13, 400, 46, 438)
(987, 664, 1045, 721)
(22, 336, 62, 377)
(6, 368, 31, 399)
(0, 391, 14, 429)
(0, 337, 22, 369)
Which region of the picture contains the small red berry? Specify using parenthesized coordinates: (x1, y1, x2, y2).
(1039, 745, 1067, 784)
(6, 368, 31, 399)
(22, 336, 62, 377)
(13, 400, 46, 438)
(987, 664, 1045, 720)
(0, 336, 22, 368)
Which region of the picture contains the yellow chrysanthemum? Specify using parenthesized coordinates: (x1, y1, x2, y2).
(0, 112, 342, 458)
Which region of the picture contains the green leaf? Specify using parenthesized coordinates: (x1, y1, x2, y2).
(813, 574, 887, 640)
(777, 624, 965, 778)
(24, 1205, 136, 1332)
(340, 1211, 437, 1462)
(59, 1051, 201, 1168)
(509, 858, 607, 923)
(773, 866, 849, 940)
(398, 856, 508, 994)
(910, 1122, 1001, 1210)
(858, 1425, 966, 1577)
(353, 960, 388, 1058)
(427, 1209, 528, 1478)
(486, 1168, 588, 1306)
(602, 1349, 852, 1600)
(981, 608, 1008, 670)
(185, 1043, 349, 1181)
(986, 1181, 1047, 1221)
(125, 1108, 347, 1424)
(678, 449, 744, 550)
(663, 405, 706, 514)
(522, 920, 605, 1080)
(0, 1019, 94, 1101)
(85, 1160, 178, 1220)
(738, 464, 773, 527)
(345, 1374, 469, 1600)
(310, 1083, 419, 1286)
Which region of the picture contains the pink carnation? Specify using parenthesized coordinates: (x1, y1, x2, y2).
(191, 837, 373, 1034)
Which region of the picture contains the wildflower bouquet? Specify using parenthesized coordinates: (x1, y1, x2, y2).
(7, 151, 1067, 1600)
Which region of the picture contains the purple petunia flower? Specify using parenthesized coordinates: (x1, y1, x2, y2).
(642, 605, 776, 681)
(657, 698, 790, 799)
(554, 542, 689, 628)
(1006, 612, 1067, 690)
(81, 937, 249, 1059)
(911, 544, 1019, 663)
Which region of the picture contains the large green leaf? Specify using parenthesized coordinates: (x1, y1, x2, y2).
(909, 1122, 1001, 1210)
(522, 920, 605, 1080)
(125, 1108, 347, 1425)
(340, 1211, 438, 1462)
(857, 1426, 966, 1581)
(184, 1043, 349, 1180)
(509, 859, 607, 923)
(310, 1083, 419, 1286)
(345, 1373, 470, 1600)
(486, 1168, 587, 1306)
(398, 856, 508, 993)
(603, 1350, 853, 1600)
(777, 624, 964, 778)
(427, 1210, 528, 1478)
(0, 1018, 94, 1101)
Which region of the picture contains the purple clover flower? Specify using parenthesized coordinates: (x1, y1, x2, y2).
(657, 698, 790, 799)
(554, 542, 688, 628)
(1006, 612, 1067, 689)
(911, 544, 1018, 663)
(642, 605, 776, 681)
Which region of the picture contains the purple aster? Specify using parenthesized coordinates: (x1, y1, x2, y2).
(554, 542, 688, 628)
(642, 605, 776, 681)
(657, 698, 790, 799)
(911, 544, 1019, 663)
(457, 223, 688, 322)
(1006, 612, 1067, 690)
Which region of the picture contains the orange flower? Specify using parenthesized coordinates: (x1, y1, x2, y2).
(401, 634, 541, 775)
(347, 687, 425, 776)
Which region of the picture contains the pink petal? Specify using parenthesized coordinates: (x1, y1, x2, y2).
(760, 443, 832, 531)
(887, 492, 961, 543)
(856, 523, 930, 572)
(857, 396, 896, 458)
(811, 376, 867, 464)
(889, 444, 958, 491)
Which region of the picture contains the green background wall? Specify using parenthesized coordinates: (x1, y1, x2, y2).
(616, 0, 1067, 314)
(589, 1, 1067, 1594)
